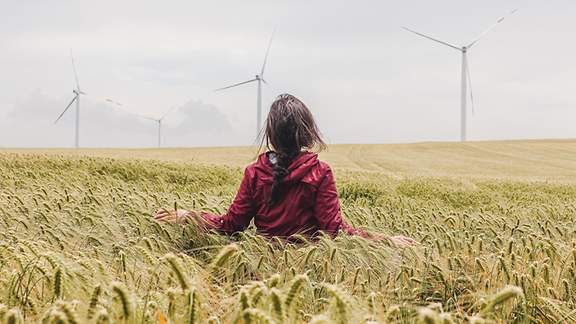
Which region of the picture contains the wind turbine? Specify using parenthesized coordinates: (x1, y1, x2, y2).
(215, 30, 275, 138)
(403, 9, 517, 142)
(54, 51, 85, 148)
(141, 107, 175, 148)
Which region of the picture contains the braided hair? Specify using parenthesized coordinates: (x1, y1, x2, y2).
(262, 94, 326, 206)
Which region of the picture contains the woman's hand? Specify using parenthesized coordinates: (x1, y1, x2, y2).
(153, 209, 195, 224)
(389, 235, 418, 247)
(373, 234, 417, 247)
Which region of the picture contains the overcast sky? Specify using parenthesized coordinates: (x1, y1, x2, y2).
(1, 0, 575, 147)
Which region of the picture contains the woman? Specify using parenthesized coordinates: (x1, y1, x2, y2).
(154, 94, 415, 246)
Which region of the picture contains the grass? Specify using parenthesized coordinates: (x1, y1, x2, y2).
(0, 139, 575, 323)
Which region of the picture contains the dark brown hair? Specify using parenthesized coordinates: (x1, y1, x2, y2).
(261, 94, 326, 205)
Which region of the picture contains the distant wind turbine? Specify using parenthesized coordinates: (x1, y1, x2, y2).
(54, 51, 85, 148)
(141, 107, 175, 148)
(403, 9, 517, 142)
(215, 30, 275, 138)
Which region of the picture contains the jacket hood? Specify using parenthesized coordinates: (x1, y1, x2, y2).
(254, 151, 319, 184)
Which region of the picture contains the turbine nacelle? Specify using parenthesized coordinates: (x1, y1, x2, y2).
(143, 107, 175, 148)
(255, 74, 268, 84)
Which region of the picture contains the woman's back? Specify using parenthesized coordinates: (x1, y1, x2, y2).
(256, 151, 337, 237)
(201, 151, 349, 238)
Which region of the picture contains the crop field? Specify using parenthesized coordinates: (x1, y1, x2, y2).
(1, 140, 576, 323)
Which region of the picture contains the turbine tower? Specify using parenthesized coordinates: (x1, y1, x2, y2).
(403, 9, 517, 142)
(142, 107, 174, 148)
(55, 51, 84, 148)
(215, 30, 275, 138)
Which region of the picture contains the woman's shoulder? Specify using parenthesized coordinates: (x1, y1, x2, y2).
(301, 156, 333, 187)
(242, 152, 271, 181)
(242, 151, 332, 182)
(317, 159, 332, 171)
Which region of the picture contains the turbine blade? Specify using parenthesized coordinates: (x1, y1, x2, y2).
(467, 9, 518, 48)
(160, 106, 176, 120)
(102, 98, 123, 107)
(54, 95, 78, 124)
(70, 49, 80, 90)
(214, 78, 258, 91)
(94, 95, 141, 118)
(260, 29, 276, 78)
(465, 58, 475, 115)
(120, 108, 152, 120)
(402, 27, 461, 51)
(141, 115, 159, 122)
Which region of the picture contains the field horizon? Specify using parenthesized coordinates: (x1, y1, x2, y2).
(4, 138, 576, 182)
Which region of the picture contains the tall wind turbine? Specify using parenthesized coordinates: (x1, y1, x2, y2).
(142, 107, 175, 148)
(215, 30, 275, 138)
(55, 51, 85, 148)
(403, 9, 517, 142)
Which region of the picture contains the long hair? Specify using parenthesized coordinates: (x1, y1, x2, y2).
(261, 94, 326, 206)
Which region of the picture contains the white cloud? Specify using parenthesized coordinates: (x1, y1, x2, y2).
(0, 91, 238, 147)
(1, 0, 575, 147)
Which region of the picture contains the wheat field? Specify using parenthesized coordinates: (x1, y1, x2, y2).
(1, 140, 575, 323)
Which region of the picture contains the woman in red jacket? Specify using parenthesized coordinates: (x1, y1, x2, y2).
(154, 94, 415, 246)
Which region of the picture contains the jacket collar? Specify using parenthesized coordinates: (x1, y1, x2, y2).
(255, 151, 319, 183)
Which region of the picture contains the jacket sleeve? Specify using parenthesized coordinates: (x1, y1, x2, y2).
(198, 167, 256, 235)
(313, 165, 372, 239)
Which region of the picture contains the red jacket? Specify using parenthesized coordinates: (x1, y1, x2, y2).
(200, 151, 370, 239)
